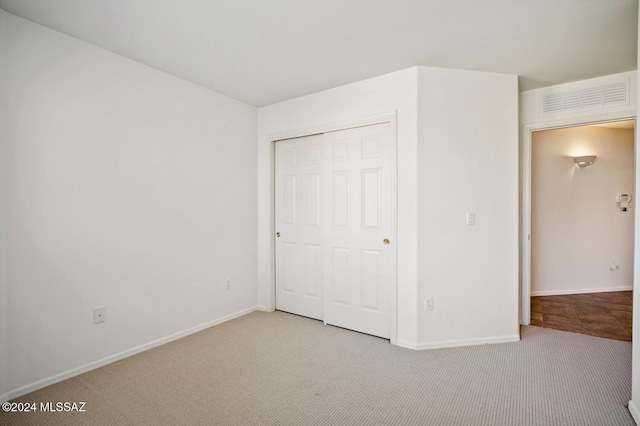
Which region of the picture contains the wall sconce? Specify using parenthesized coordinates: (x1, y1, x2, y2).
(574, 155, 597, 167)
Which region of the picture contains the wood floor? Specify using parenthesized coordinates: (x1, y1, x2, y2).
(531, 291, 633, 342)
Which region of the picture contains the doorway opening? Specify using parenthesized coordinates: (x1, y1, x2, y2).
(528, 119, 635, 341)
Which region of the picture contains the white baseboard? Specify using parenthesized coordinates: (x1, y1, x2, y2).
(398, 334, 520, 350)
(1, 306, 258, 403)
(628, 400, 640, 423)
(531, 286, 633, 297)
(396, 340, 418, 350)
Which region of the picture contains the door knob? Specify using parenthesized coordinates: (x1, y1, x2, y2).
(276, 232, 281, 238)
(383, 238, 390, 245)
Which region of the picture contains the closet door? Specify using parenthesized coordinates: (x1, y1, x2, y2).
(274, 134, 324, 320)
(322, 123, 396, 338)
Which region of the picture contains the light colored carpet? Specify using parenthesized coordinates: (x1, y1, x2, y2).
(0, 311, 633, 425)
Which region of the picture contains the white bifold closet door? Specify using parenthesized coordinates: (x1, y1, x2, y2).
(275, 123, 395, 339)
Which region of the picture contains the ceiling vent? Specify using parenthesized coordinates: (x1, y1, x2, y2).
(542, 79, 629, 115)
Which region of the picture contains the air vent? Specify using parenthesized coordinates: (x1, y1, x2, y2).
(561, 90, 582, 111)
(542, 79, 629, 115)
(542, 94, 562, 113)
(582, 87, 603, 108)
(604, 82, 627, 105)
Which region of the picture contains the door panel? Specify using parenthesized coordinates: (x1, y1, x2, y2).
(304, 174, 320, 225)
(281, 176, 296, 225)
(361, 249, 382, 311)
(275, 135, 324, 320)
(281, 242, 297, 293)
(331, 247, 351, 305)
(332, 171, 351, 227)
(362, 168, 381, 228)
(303, 244, 321, 297)
(322, 123, 395, 339)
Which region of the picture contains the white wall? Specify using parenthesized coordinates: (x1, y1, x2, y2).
(0, 11, 258, 399)
(417, 67, 520, 347)
(258, 68, 420, 346)
(258, 66, 520, 349)
(532, 126, 634, 296)
(0, 9, 9, 401)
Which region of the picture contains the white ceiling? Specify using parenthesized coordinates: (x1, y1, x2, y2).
(0, 0, 637, 106)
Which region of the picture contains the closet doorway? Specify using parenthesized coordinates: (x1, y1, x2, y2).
(274, 122, 396, 339)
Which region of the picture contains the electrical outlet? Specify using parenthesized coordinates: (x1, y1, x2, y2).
(225, 278, 231, 290)
(93, 307, 106, 324)
(424, 297, 434, 311)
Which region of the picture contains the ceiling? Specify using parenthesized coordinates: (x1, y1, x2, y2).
(0, 0, 637, 107)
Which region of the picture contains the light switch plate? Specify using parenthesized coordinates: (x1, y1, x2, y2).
(467, 212, 476, 226)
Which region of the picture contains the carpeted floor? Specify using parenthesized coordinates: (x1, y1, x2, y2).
(0, 311, 634, 425)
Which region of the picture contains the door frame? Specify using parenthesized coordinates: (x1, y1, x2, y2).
(520, 110, 636, 325)
(267, 112, 398, 344)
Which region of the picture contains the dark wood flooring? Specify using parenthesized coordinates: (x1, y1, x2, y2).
(531, 291, 632, 342)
